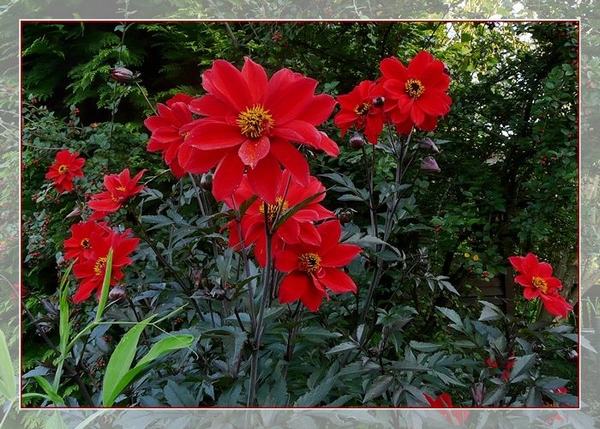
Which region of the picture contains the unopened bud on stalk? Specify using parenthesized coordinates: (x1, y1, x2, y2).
(336, 208, 355, 224)
(471, 382, 485, 406)
(200, 173, 213, 191)
(372, 96, 385, 107)
(349, 132, 365, 149)
(110, 67, 135, 83)
(419, 137, 440, 153)
(421, 156, 441, 173)
(109, 286, 127, 302)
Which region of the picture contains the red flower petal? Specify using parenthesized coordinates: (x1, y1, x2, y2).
(278, 272, 310, 304)
(319, 268, 357, 293)
(275, 250, 299, 272)
(212, 151, 245, 201)
(247, 155, 282, 203)
(188, 121, 245, 150)
(238, 136, 270, 168)
(270, 140, 309, 186)
(202, 59, 252, 112)
(321, 244, 362, 267)
(241, 57, 268, 104)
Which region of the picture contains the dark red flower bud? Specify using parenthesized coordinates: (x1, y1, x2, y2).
(108, 286, 127, 302)
(337, 208, 355, 224)
(421, 156, 441, 173)
(372, 96, 385, 107)
(419, 137, 440, 153)
(349, 132, 365, 149)
(200, 173, 213, 191)
(111, 67, 135, 83)
(471, 382, 485, 406)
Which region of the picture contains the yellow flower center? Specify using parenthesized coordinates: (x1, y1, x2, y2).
(258, 197, 288, 224)
(298, 252, 321, 274)
(80, 238, 90, 249)
(58, 164, 69, 174)
(236, 104, 275, 139)
(94, 256, 108, 276)
(405, 78, 425, 98)
(115, 185, 126, 192)
(532, 276, 548, 294)
(354, 102, 371, 116)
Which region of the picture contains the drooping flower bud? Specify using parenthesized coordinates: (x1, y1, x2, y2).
(471, 383, 485, 406)
(108, 286, 127, 302)
(349, 132, 365, 149)
(421, 156, 441, 173)
(419, 137, 440, 153)
(110, 67, 135, 83)
(372, 96, 385, 107)
(200, 173, 213, 191)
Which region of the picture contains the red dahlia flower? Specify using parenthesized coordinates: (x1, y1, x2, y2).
(424, 392, 469, 425)
(72, 229, 139, 303)
(380, 51, 451, 133)
(88, 169, 145, 219)
(334, 80, 388, 144)
(275, 220, 361, 312)
(508, 253, 573, 318)
(225, 170, 333, 266)
(63, 220, 111, 261)
(180, 57, 338, 202)
(45, 149, 85, 193)
(145, 93, 196, 177)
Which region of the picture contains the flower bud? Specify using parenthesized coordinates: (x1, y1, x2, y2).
(336, 208, 355, 224)
(471, 383, 485, 406)
(421, 156, 441, 173)
(349, 132, 365, 149)
(372, 96, 385, 107)
(200, 173, 213, 191)
(109, 286, 127, 302)
(419, 137, 440, 153)
(110, 67, 135, 83)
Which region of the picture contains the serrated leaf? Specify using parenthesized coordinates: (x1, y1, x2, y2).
(326, 341, 357, 355)
(363, 375, 393, 403)
(410, 341, 442, 352)
(509, 354, 537, 382)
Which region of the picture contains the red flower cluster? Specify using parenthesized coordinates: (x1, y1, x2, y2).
(424, 392, 469, 425)
(143, 58, 361, 312)
(45, 149, 85, 193)
(64, 221, 139, 303)
(508, 253, 572, 318)
(88, 169, 145, 220)
(334, 51, 452, 143)
(145, 57, 338, 203)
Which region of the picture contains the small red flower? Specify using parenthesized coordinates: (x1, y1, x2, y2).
(145, 93, 196, 177)
(501, 355, 516, 382)
(484, 356, 498, 369)
(225, 170, 333, 266)
(275, 220, 361, 312)
(179, 57, 338, 202)
(63, 220, 111, 261)
(508, 253, 573, 318)
(334, 80, 388, 144)
(380, 51, 451, 133)
(553, 387, 568, 395)
(45, 149, 85, 193)
(424, 392, 469, 425)
(72, 229, 139, 303)
(88, 169, 145, 219)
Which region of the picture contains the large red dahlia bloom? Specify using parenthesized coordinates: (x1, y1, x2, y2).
(275, 220, 361, 312)
(380, 51, 451, 133)
(508, 253, 573, 318)
(226, 170, 333, 266)
(45, 149, 85, 193)
(145, 93, 196, 177)
(63, 220, 111, 261)
(334, 80, 388, 144)
(88, 169, 145, 219)
(72, 228, 139, 303)
(180, 57, 338, 202)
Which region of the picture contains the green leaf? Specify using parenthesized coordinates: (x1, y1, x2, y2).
(0, 329, 15, 401)
(436, 306, 464, 330)
(294, 363, 338, 406)
(33, 376, 64, 405)
(363, 375, 393, 403)
(325, 341, 357, 355)
(509, 354, 537, 382)
(409, 341, 442, 352)
(95, 248, 114, 323)
(137, 334, 194, 367)
(102, 315, 154, 406)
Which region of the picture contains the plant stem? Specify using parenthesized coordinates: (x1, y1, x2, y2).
(247, 217, 274, 406)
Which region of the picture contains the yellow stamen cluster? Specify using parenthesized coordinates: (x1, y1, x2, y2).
(94, 257, 108, 276)
(532, 276, 548, 294)
(58, 164, 69, 174)
(298, 252, 321, 274)
(405, 78, 425, 98)
(259, 197, 288, 224)
(236, 104, 275, 139)
(80, 238, 91, 249)
(354, 102, 371, 116)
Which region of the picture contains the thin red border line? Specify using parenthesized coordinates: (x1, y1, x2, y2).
(17, 18, 582, 412)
